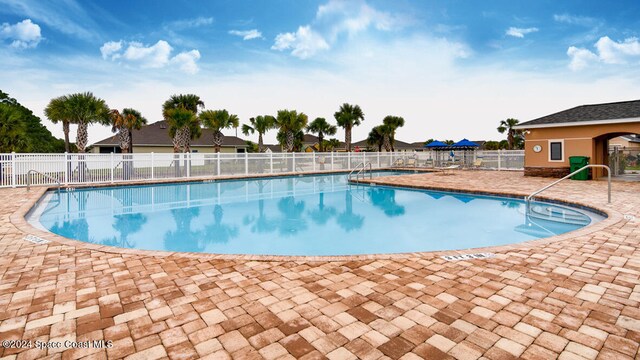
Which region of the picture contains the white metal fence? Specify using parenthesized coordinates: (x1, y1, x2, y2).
(0, 150, 524, 188)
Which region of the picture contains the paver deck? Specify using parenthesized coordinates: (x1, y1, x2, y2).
(0, 171, 638, 360)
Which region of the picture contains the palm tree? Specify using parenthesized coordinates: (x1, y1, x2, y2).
(334, 103, 364, 152)
(0, 103, 27, 152)
(367, 125, 385, 152)
(165, 108, 201, 176)
(44, 95, 72, 152)
(200, 110, 240, 153)
(275, 109, 308, 152)
(65, 92, 110, 153)
(162, 94, 204, 116)
(121, 108, 147, 152)
(162, 94, 204, 153)
(497, 118, 523, 150)
(382, 115, 405, 152)
(241, 115, 275, 152)
(324, 138, 341, 151)
(306, 117, 337, 152)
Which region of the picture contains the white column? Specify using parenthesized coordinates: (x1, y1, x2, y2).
(110, 152, 114, 183)
(217, 153, 221, 176)
(10, 152, 15, 188)
(331, 151, 334, 170)
(64, 152, 69, 185)
(245, 152, 249, 175)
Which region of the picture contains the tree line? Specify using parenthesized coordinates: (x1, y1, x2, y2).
(0, 89, 523, 153)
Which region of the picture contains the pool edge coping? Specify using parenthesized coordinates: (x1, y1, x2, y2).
(11, 173, 624, 263)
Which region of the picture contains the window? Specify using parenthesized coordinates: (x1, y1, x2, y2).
(549, 141, 563, 161)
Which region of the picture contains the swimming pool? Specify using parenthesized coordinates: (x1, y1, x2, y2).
(30, 171, 604, 256)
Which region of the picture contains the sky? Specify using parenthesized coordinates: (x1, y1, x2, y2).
(1, 0, 640, 146)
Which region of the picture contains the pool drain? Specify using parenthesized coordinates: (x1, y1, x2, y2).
(441, 253, 496, 261)
(23, 235, 50, 245)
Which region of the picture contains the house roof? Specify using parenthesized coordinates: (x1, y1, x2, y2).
(92, 120, 248, 147)
(515, 100, 640, 129)
(302, 134, 320, 144)
(620, 135, 640, 143)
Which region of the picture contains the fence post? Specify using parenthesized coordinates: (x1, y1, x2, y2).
(331, 151, 334, 170)
(270, 152, 274, 174)
(64, 152, 69, 185)
(110, 152, 114, 183)
(292, 152, 296, 172)
(245, 152, 249, 175)
(186, 153, 191, 178)
(217, 153, 221, 176)
(10, 152, 15, 188)
(363, 152, 366, 166)
(151, 152, 155, 179)
(348, 151, 351, 169)
(313, 153, 316, 172)
(498, 150, 502, 171)
(377, 151, 380, 168)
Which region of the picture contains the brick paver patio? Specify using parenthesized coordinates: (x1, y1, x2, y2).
(0, 171, 638, 359)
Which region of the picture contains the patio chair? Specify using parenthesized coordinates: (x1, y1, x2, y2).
(438, 164, 460, 175)
(423, 159, 435, 168)
(406, 158, 417, 167)
(392, 158, 405, 167)
(471, 159, 483, 169)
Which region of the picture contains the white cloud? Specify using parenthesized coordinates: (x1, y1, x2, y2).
(0, 19, 42, 48)
(553, 14, 598, 27)
(595, 36, 640, 64)
(567, 46, 598, 71)
(272, 26, 329, 59)
(567, 36, 640, 70)
(100, 41, 122, 60)
(229, 29, 263, 40)
(100, 40, 200, 73)
(170, 50, 201, 74)
(272, 0, 404, 59)
(505, 27, 539, 38)
(122, 40, 173, 68)
(164, 17, 214, 31)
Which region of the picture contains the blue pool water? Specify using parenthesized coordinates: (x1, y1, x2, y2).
(31, 171, 604, 256)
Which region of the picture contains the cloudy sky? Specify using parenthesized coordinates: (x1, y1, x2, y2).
(1, 0, 640, 145)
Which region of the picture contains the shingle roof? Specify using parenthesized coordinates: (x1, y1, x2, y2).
(92, 120, 248, 147)
(302, 134, 320, 143)
(517, 100, 640, 128)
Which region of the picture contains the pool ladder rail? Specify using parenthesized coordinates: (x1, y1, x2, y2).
(348, 162, 373, 182)
(26, 169, 62, 192)
(525, 164, 611, 206)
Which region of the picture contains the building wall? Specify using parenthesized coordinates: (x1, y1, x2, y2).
(609, 137, 640, 150)
(523, 122, 640, 177)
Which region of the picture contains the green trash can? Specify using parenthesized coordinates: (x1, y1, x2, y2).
(569, 156, 590, 180)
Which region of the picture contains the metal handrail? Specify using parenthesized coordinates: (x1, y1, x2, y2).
(348, 162, 365, 180)
(27, 170, 62, 191)
(526, 164, 611, 204)
(356, 162, 372, 181)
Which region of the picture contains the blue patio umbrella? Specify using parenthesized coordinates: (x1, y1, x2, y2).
(424, 140, 449, 148)
(451, 139, 479, 165)
(424, 140, 449, 166)
(451, 139, 479, 149)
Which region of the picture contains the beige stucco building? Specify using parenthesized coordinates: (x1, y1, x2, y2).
(515, 100, 640, 178)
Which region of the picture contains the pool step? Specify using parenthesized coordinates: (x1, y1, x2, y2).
(527, 204, 591, 226)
